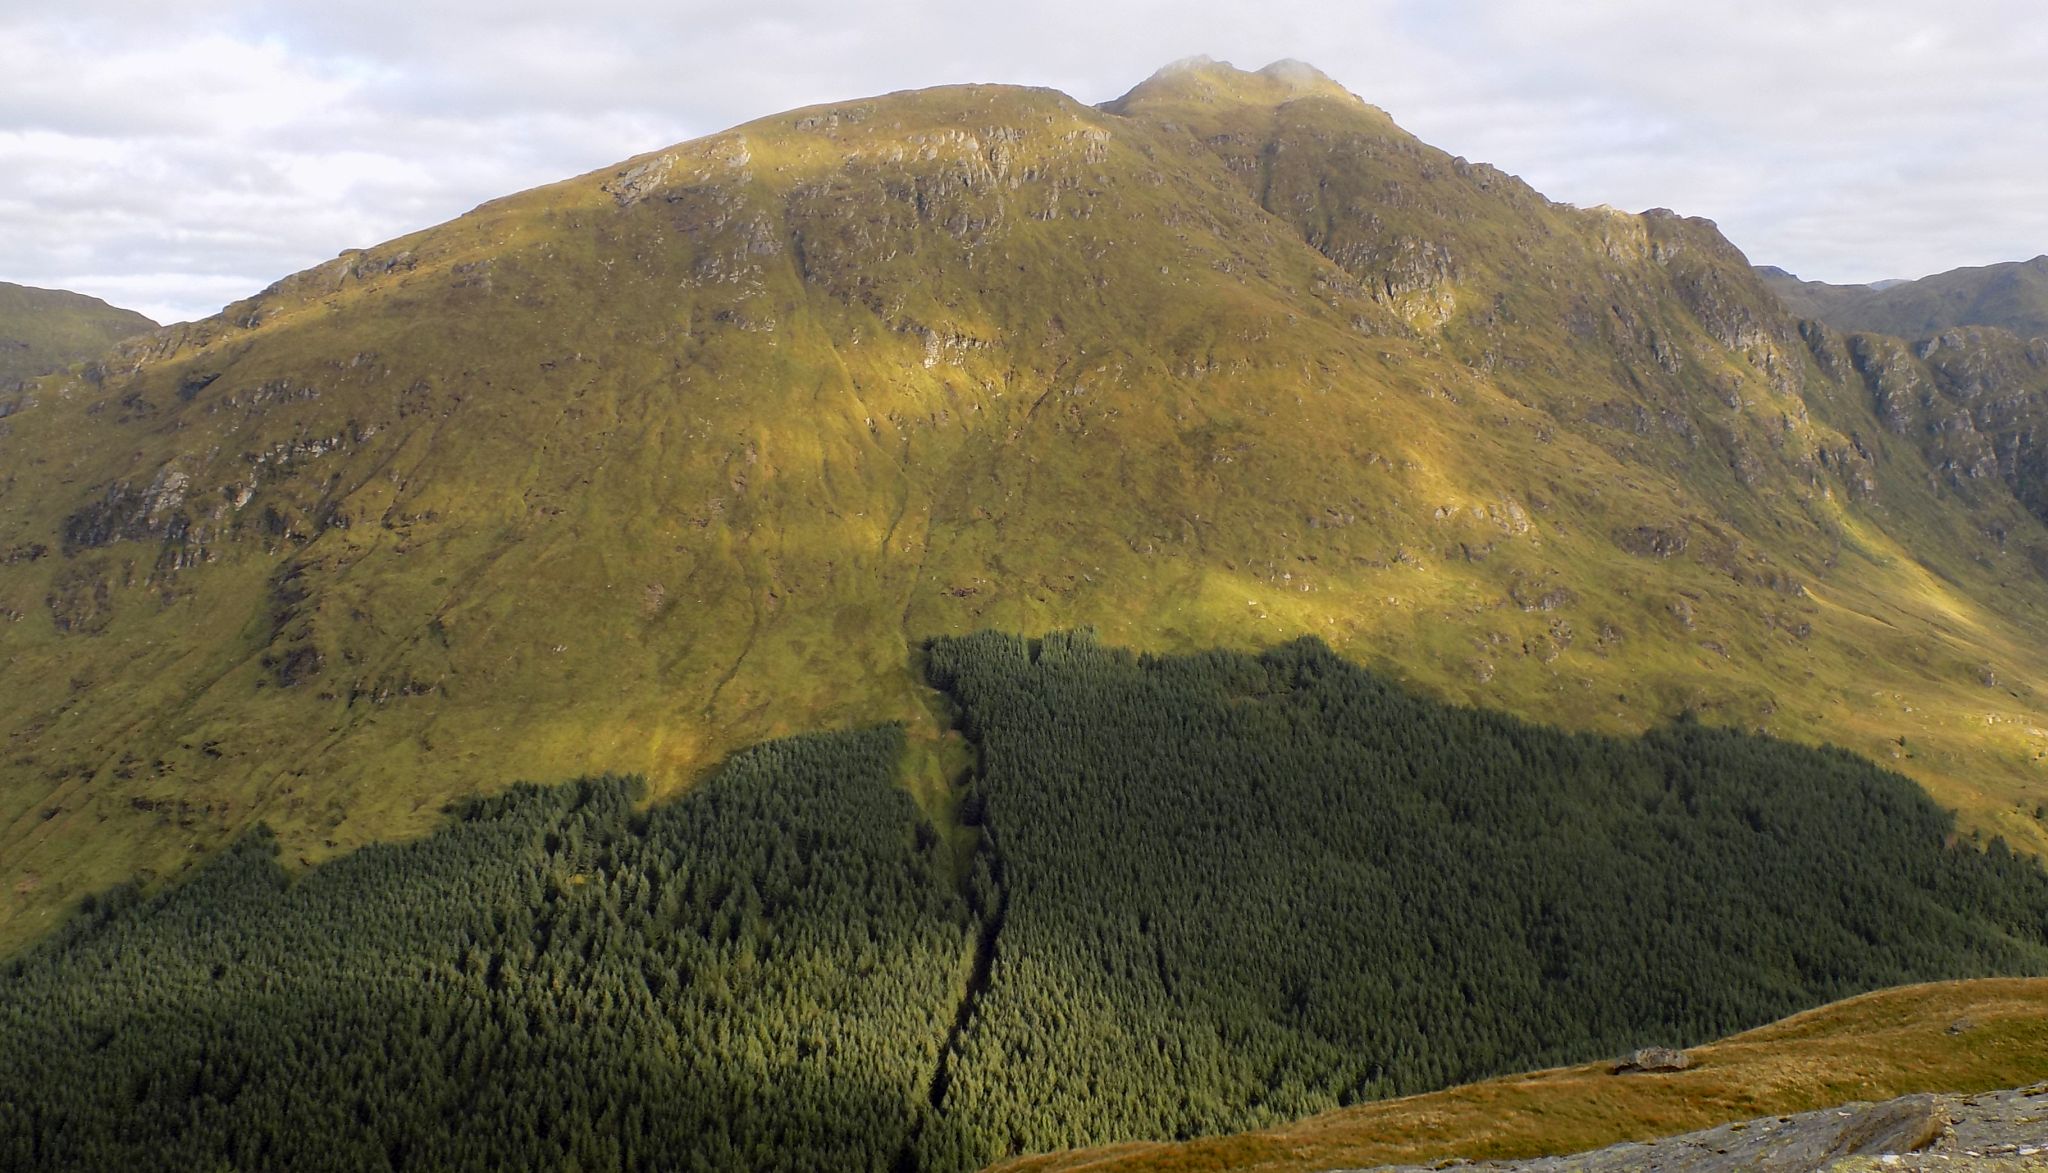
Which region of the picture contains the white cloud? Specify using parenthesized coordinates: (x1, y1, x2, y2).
(2, 0, 2044, 322)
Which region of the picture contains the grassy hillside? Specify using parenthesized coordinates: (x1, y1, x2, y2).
(4, 632, 2044, 1169)
(0, 281, 156, 385)
(6, 59, 2048, 949)
(1761, 257, 2048, 342)
(997, 977, 2048, 1173)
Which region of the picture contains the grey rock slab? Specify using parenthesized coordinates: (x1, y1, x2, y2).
(1346, 1082, 2048, 1173)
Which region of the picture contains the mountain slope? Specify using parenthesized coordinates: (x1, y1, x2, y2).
(0, 282, 156, 384)
(1760, 257, 2048, 342)
(5, 59, 2048, 946)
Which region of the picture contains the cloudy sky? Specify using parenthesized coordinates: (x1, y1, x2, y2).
(5, 0, 2044, 325)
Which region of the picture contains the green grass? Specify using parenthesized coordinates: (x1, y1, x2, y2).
(5, 59, 2048, 952)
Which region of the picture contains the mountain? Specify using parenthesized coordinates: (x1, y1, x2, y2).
(1760, 257, 2048, 342)
(7, 57, 2048, 952)
(0, 281, 156, 385)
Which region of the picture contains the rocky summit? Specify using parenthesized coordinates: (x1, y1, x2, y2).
(5, 58, 2048, 946)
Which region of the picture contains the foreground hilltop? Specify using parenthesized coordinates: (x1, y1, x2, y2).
(998, 977, 2048, 1172)
(0, 281, 155, 384)
(4, 58, 2048, 942)
(1407, 1086, 2048, 1172)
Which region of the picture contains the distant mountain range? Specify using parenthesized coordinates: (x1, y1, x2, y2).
(1758, 256, 2048, 342)
(0, 281, 155, 385)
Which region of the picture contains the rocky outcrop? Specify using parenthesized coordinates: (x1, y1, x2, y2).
(1616, 526, 1690, 558)
(1612, 1046, 1691, 1073)
(1819, 325, 2048, 522)
(60, 467, 190, 552)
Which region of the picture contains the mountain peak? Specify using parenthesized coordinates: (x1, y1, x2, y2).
(1103, 55, 1362, 114)
(1255, 57, 1340, 89)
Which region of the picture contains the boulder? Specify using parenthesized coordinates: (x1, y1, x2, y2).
(1613, 1046, 1692, 1074)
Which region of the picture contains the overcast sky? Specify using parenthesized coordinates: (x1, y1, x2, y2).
(5, 0, 2044, 325)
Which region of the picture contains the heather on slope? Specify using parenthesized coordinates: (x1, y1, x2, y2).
(4, 634, 2046, 1170)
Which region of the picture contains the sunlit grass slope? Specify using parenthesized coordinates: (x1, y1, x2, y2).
(4, 59, 2048, 948)
(995, 977, 2048, 1173)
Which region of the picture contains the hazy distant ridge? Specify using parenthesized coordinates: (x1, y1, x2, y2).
(1759, 256, 2048, 342)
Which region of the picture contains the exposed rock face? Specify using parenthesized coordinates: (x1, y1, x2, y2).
(1803, 323, 2048, 526)
(1356, 1083, 2048, 1172)
(1617, 526, 1689, 558)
